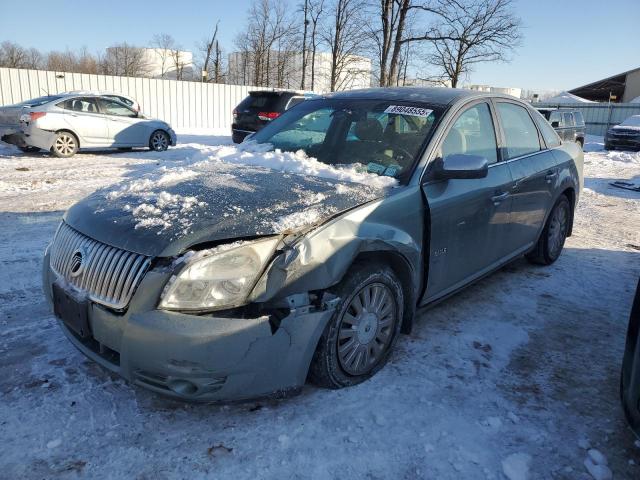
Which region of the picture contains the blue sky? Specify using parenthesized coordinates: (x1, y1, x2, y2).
(1, 0, 637, 91)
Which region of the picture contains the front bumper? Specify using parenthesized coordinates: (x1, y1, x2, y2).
(42, 251, 334, 402)
(605, 136, 640, 151)
(168, 128, 177, 146)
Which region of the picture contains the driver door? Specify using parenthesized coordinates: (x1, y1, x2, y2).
(420, 101, 515, 303)
(97, 98, 146, 146)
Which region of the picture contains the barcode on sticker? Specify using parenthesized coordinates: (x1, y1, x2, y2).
(384, 105, 433, 118)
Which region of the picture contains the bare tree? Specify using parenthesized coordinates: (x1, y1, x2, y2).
(151, 33, 175, 78)
(170, 46, 189, 80)
(322, 0, 367, 91)
(100, 43, 150, 77)
(300, 0, 310, 89)
(308, 0, 325, 90)
(424, 0, 521, 87)
(199, 21, 225, 82)
(0, 41, 29, 68)
(234, 0, 298, 87)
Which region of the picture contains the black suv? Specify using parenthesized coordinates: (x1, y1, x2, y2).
(232, 91, 309, 143)
(537, 108, 586, 147)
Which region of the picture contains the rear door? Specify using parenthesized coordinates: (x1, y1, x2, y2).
(58, 97, 109, 146)
(495, 101, 558, 251)
(421, 100, 514, 301)
(97, 98, 146, 146)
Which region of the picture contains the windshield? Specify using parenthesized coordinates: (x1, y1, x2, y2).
(620, 115, 640, 127)
(251, 98, 443, 182)
(14, 95, 62, 107)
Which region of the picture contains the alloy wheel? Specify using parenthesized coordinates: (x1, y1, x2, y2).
(55, 134, 76, 156)
(547, 203, 568, 258)
(151, 131, 168, 151)
(337, 282, 398, 376)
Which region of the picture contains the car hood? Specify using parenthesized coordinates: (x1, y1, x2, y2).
(64, 163, 389, 257)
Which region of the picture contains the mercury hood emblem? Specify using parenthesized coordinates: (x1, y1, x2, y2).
(69, 247, 88, 277)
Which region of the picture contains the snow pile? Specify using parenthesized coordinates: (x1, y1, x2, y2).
(193, 141, 398, 189)
(104, 142, 395, 233)
(122, 191, 206, 233)
(501, 453, 532, 480)
(584, 449, 613, 480)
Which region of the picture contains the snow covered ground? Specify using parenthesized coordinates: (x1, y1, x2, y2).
(1, 133, 639, 479)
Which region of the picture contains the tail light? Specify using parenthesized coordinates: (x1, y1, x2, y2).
(29, 112, 46, 121)
(257, 112, 280, 121)
(232, 109, 238, 119)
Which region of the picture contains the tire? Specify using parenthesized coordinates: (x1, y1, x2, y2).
(149, 130, 170, 151)
(308, 262, 404, 389)
(604, 144, 613, 151)
(526, 195, 571, 265)
(576, 138, 584, 148)
(18, 146, 40, 153)
(50, 131, 78, 158)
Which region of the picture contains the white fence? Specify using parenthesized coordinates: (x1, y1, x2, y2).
(0, 67, 260, 132)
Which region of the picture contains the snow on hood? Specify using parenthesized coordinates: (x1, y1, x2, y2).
(65, 143, 395, 256)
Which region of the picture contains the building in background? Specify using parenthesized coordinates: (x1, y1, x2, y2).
(569, 66, 640, 103)
(227, 51, 371, 93)
(468, 84, 522, 98)
(140, 48, 194, 80)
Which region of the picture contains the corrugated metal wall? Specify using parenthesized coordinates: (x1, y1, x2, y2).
(536, 102, 640, 136)
(0, 67, 259, 131)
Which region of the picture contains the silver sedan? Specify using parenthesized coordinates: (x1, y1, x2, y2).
(3, 93, 176, 157)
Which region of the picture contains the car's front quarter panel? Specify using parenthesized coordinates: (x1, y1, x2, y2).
(251, 187, 425, 307)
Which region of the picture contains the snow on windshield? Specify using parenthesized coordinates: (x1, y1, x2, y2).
(103, 142, 396, 234)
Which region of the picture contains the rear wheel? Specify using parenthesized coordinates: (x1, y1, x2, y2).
(149, 130, 170, 151)
(308, 262, 404, 389)
(526, 195, 571, 265)
(50, 131, 78, 158)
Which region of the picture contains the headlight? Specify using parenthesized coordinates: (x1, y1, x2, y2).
(159, 237, 279, 311)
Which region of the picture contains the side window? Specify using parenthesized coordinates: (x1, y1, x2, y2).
(98, 98, 137, 117)
(533, 110, 561, 148)
(573, 111, 585, 126)
(286, 97, 305, 110)
(549, 111, 562, 127)
(563, 112, 574, 127)
(496, 103, 541, 160)
(439, 102, 498, 164)
(58, 97, 99, 113)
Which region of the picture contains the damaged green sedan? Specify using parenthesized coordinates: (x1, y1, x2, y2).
(43, 87, 584, 401)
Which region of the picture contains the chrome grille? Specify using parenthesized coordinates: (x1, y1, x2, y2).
(49, 222, 151, 310)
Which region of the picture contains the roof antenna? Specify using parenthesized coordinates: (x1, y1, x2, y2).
(40, 87, 49, 96)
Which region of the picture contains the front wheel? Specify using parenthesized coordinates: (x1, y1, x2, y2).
(50, 131, 78, 158)
(308, 262, 404, 389)
(149, 130, 170, 151)
(526, 195, 571, 265)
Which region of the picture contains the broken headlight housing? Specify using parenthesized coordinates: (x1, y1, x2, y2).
(159, 237, 279, 311)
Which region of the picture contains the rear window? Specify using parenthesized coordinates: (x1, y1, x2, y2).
(237, 93, 283, 111)
(15, 95, 62, 107)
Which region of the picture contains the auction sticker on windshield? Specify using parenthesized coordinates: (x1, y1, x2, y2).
(384, 105, 433, 118)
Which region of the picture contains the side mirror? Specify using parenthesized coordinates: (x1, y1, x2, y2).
(551, 121, 560, 128)
(431, 154, 489, 180)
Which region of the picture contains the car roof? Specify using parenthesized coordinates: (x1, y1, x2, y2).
(63, 90, 134, 98)
(321, 87, 485, 107)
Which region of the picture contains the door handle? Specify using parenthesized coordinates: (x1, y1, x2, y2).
(491, 192, 510, 204)
(545, 171, 558, 183)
